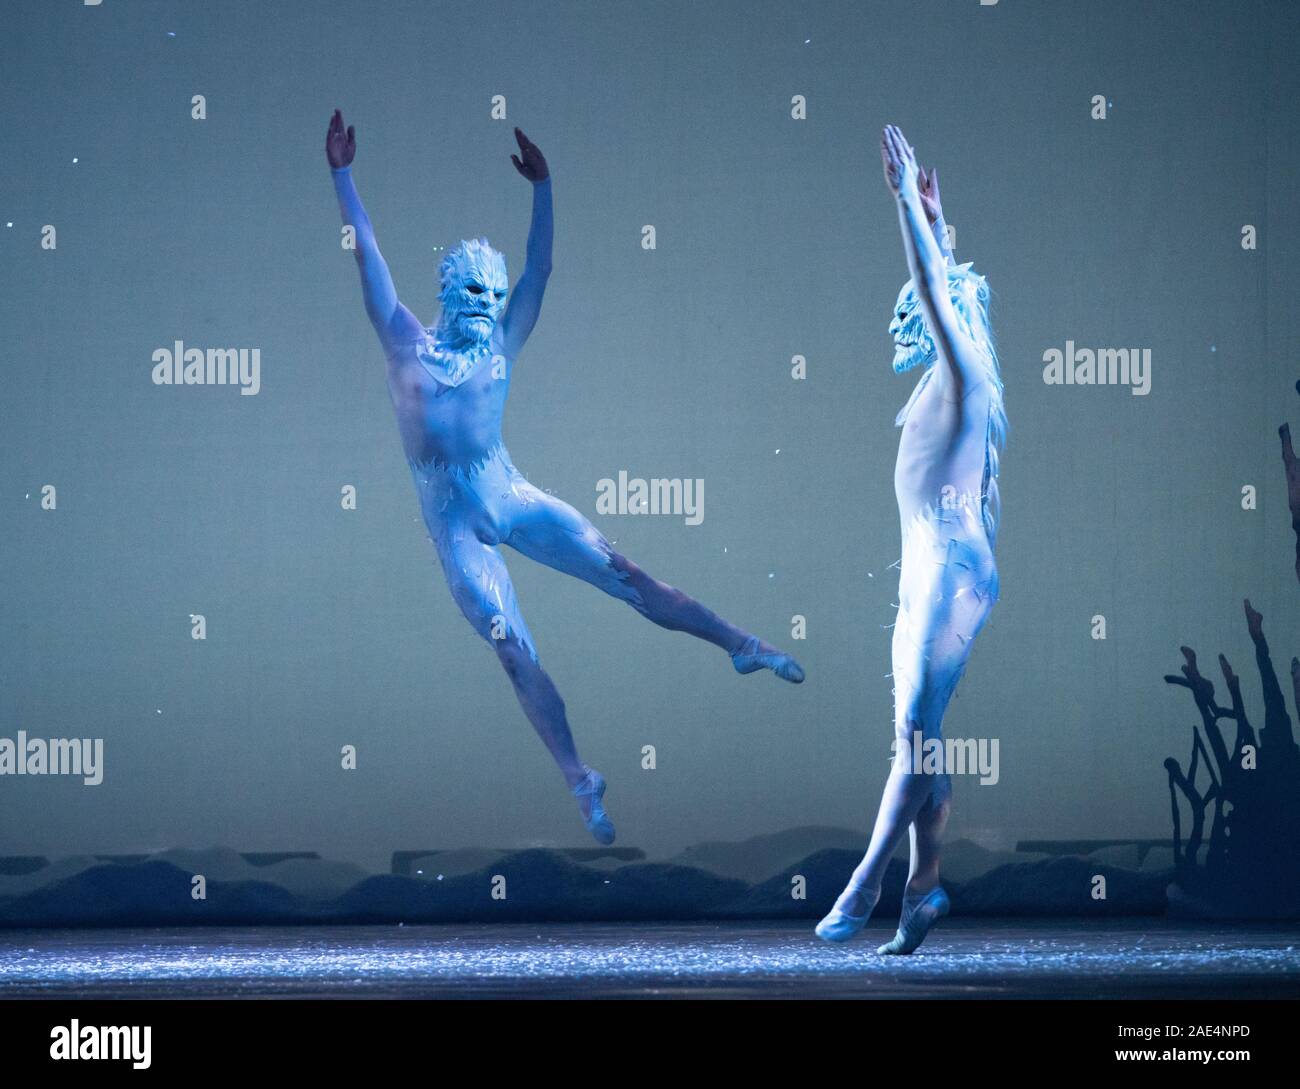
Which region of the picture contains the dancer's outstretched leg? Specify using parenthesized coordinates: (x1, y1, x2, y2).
(618, 556, 805, 683)
(436, 529, 615, 843)
(505, 488, 804, 682)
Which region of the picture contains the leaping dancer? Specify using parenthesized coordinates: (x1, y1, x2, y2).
(325, 111, 803, 845)
(816, 126, 1006, 953)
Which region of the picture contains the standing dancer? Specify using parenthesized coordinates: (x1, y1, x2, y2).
(817, 126, 1005, 953)
(325, 111, 803, 845)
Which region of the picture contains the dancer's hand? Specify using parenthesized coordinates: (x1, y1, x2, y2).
(880, 124, 919, 198)
(326, 109, 356, 169)
(917, 164, 944, 226)
(510, 128, 549, 183)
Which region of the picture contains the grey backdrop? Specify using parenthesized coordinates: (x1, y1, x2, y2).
(3, 0, 1298, 872)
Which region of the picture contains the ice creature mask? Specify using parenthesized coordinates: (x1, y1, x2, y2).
(889, 262, 991, 374)
(435, 237, 509, 351)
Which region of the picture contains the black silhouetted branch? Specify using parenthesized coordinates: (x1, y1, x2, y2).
(1246, 598, 1296, 750)
(1216, 651, 1257, 768)
(1160, 389, 1300, 916)
(1163, 727, 1218, 877)
(1281, 423, 1300, 586)
(1165, 647, 1234, 781)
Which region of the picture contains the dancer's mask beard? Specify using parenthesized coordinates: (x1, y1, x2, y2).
(436, 237, 509, 351)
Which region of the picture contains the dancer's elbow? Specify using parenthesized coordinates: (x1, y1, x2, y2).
(914, 260, 947, 308)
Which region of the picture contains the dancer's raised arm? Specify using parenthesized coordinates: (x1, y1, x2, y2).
(327, 109, 421, 353)
(917, 165, 954, 263)
(881, 125, 981, 399)
(500, 128, 552, 357)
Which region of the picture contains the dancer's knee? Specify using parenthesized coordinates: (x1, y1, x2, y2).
(606, 551, 659, 612)
(893, 717, 952, 800)
(918, 804, 950, 841)
(610, 551, 660, 590)
(927, 773, 953, 811)
(894, 710, 941, 746)
(494, 637, 538, 681)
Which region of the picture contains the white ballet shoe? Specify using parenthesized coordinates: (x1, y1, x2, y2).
(571, 767, 615, 845)
(731, 636, 806, 683)
(815, 887, 880, 943)
(876, 885, 949, 955)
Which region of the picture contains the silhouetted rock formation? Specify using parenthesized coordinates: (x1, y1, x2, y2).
(666, 827, 867, 884)
(0, 861, 302, 928)
(392, 846, 643, 877)
(0, 857, 48, 876)
(0, 833, 1172, 927)
(715, 849, 909, 919)
(953, 857, 1166, 916)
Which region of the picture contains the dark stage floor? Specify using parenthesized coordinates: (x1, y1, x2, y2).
(2, 918, 1298, 999)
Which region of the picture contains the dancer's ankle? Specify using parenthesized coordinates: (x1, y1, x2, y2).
(729, 633, 757, 658)
(835, 885, 880, 917)
(730, 634, 805, 683)
(904, 875, 941, 899)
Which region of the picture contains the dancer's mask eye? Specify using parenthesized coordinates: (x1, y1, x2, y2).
(438, 239, 510, 327)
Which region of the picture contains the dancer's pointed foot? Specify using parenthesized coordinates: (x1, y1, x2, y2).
(877, 885, 949, 955)
(815, 886, 880, 943)
(571, 767, 616, 845)
(731, 635, 805, 683)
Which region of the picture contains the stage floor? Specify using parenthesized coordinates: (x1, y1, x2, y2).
(3, 918, 1298, 999)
